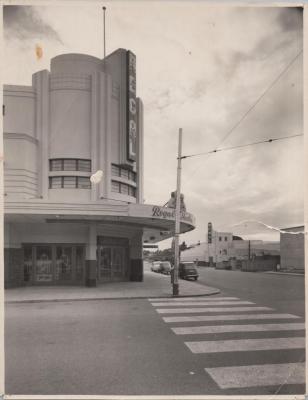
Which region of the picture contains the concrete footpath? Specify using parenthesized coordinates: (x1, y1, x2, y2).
(5, 268, 220, 304)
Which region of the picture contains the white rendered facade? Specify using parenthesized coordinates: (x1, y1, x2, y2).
(4, 50, 195, 287)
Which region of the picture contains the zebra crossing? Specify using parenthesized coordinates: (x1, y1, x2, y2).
(148, 295, 305, 391)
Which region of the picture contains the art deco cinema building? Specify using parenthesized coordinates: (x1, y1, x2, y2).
(4, 49, 195, 287)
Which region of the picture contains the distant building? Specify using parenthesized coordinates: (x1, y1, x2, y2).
(181, 231, 233, 265)
(280, 226, 304, 273)
(209, 231, 233, 264)
(181, 230, 280, 266)
(232, 240, 280, 259)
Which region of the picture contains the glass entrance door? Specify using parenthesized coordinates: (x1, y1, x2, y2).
(55, 246, 73, 282)
(35, 246, 53, 283)
(98, 247, 112, 281)
(112, 247, 125, 280)
(98, 246, 126, 282)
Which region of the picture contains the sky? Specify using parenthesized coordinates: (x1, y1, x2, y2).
(2, 2, 304, 248)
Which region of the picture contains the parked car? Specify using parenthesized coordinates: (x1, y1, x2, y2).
(160, 261, 172, 275)
(151, 261, 162, 272)
(179, 262, 199, 280)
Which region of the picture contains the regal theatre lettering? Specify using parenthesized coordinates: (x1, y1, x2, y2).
(127, 51, 137, 162)
(151, 206, 193, 224)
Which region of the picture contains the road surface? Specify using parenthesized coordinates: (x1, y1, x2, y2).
(5, 268, 305, 395)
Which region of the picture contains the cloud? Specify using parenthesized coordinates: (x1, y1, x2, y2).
(3, 6, 62, 43)
(2, 4, 303, 248)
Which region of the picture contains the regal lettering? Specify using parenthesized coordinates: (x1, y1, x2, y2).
(151, 206, 193, 224)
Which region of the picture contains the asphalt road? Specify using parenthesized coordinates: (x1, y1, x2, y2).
(196, 267, 305, 317)
(5, 268, 305, 395)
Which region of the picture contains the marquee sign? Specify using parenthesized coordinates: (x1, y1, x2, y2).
(127, 51, 137, 162)
(151, 206, 194, 224)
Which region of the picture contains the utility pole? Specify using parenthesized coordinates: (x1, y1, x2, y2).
(173, 128, 182, 296)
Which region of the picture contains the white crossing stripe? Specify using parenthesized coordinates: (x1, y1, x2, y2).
(148, 297, 240, 302)
(163, 313, 300, 323)
(205, 362, 305, 389)
(185, 337, 305, 353)
(156, 306, 272, 314)
(172, 322, 305, 335)
(151, 301, 254, 307)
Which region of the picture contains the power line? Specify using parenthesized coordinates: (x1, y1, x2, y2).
(215, 50, 303, 150)
(184, 49, 303, 179)
(182, 133, 303, 159)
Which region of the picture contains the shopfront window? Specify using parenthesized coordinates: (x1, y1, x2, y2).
(23, 244, 85, 285)
(76, 246, 84, 280)
(23, 246, 33, 282)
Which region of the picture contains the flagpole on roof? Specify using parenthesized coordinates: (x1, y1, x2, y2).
(102, 6, 106, 59)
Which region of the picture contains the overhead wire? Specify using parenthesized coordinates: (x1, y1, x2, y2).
(214, 50, 303, 150)
(183, 49, 303, 177)
(181, 133, 303, 159)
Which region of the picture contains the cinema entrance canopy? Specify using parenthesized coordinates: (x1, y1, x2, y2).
(5, 201, 195, 287)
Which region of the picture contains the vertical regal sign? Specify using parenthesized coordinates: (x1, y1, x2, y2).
(127, 51, 137, 162)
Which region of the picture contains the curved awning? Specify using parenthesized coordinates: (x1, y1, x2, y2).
(4, 201, 196, 242)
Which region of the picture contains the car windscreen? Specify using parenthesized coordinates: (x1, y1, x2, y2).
(183, 264, 196, 270)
